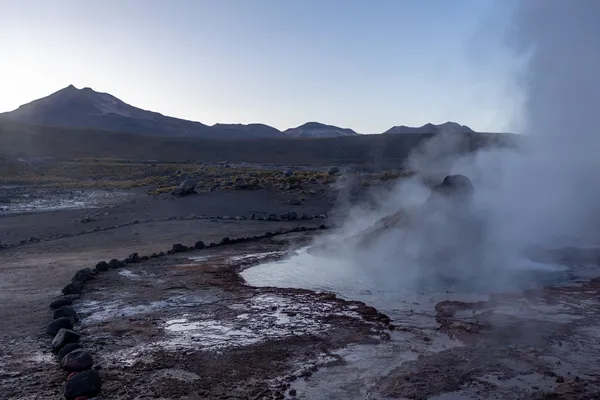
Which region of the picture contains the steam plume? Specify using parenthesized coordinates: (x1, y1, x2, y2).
(318, 0, 600, 292)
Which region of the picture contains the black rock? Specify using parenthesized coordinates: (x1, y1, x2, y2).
(72, 268, 94, 283)
(126, 253, 140, 263)
(95, 261, 110, 271)
(319, 224, 327, 230)
(50, 296, 74, 309)
(47, 317, 74, 337)
(52, 329, 81, 352)
(62, 282, 83, 296)
(158, 252, 165, 257)
(57, 343, 81, 361)
(150, 253, 158, 258)
(220, 237, 231, 245)
(281, 212, 298, 221)
(53, 306, 78, 321)
(172, 243, 188, 253)
(140, 255, 149, 261)
(64, 369, 102, 400)
(61, 349, 94, 372)
(108, 259, 122, 269)
(268, 213, 279, 221)
(194, 240, 206, 250)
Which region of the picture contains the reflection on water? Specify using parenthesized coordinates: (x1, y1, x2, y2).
(241, 247, 572, 317)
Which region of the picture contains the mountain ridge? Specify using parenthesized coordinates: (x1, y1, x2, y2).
(2, 85, 484, 139)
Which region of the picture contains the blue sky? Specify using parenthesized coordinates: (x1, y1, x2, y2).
(0, 0, 520, 133)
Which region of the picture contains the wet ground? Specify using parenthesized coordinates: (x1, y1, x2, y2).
(241, 246, 600, 399)
(3, 183, 600, 399)
(0, 186, 131, 214)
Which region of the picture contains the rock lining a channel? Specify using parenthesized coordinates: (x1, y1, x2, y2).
(44, 224, 330, 399)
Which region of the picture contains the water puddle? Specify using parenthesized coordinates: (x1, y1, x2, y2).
(240, 246, 588, 399)
(0, 189, 131, 214)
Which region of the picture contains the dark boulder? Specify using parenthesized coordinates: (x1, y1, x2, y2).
(52, 329, 81, 352)
(108, 259, 122, 269)
(194, 240, 206, 250)
(171, 180, 198, 197)
(72, 268, 94, 283)
(431, 174, 474, 197)
(140, 255, 149, 261)
(171, 243, 188, 253)
(220, 237, 231, 245)
(158, 251, 165, 257)
(95, 261, 110, 272)
(62, 282, 83, 296)
(126, 253, 140, 263)
(150, 253, 158, 258)
(61, 349, 94, 372)
(47, 317, 74, 337)
(57, 343, 81, 361)
(53, 306, 78, 321)
(50, 296, 74, 309)
(327, 166, 340, 176)
(280, 212, 298, 221)
(267, 213, 279, 221)
(64, 369, 102, 400)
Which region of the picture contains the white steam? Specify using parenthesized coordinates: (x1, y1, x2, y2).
(315, 0, 600, 293)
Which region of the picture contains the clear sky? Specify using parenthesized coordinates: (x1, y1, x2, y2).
(0, 0, 521, 133)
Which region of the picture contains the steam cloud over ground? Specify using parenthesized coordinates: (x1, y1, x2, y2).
(316, 0, 600, 293)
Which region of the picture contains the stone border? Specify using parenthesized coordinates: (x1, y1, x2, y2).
(45, 224, 329, 399)
(0, 212, 328, 250)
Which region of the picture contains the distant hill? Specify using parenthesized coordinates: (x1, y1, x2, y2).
(0, 119, 516, 168)
(284, 122, 359, 138)
(1, 85, 284, 139)
(384, 122, 475, 135)
(212, 123, 282, 138)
